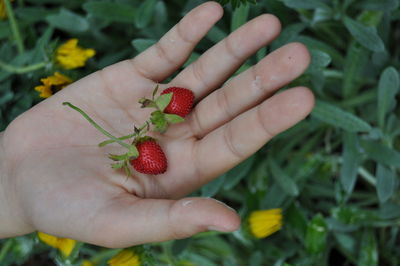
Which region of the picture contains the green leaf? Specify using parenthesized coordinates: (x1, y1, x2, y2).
(15, 7, 55, 23)
(282, 0, 331, 10)
(165, 114, 184, 124)
(150, 110, 168, 133)
(358, 230, 378, 266)
(268, 157, 299, 196)
(376, 164, 396, 203)
(31, 26, 54, 63)
(231, 3, 250, 32)
(272, 23, 306, 49)
(156, 93, 172, 112)
(201, 174, 226, 197)
(131, 39, 157, 53)
(108, 153, 128, 161)
(206, 26, 227, 44)
(334, 233, 356, 256)
(305, 214, 328, 254)
(357, 0, 399, 11)
(312, 100, 372, 132)
(343, 16, 385, 52)
(135, 0, 158, 29)
(361, 140, 400, 168)
(46, 8, 89, 32)
(128, 145, 139, 158)
(247, 160, 268, 193)
(340, 133, 361, 194)
(223, 156, 255, 190)
(0, 22, 10, 40)
(286, 203, 308, 240)
(171, 238, 192, 257)
(307, 49, 331, 72)
(83, 1, 137, 23)
(183, 52, 201, 67)
(296, 36, 345, 67)
(111, 162, 125, 169)
(0, 90, 13, 106)
(342, 42, 369, 98)
(379, 202, 400, 219)
(377, 67, 399, 128)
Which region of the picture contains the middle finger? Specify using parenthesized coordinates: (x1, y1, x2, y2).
(188, 42, 311, 138)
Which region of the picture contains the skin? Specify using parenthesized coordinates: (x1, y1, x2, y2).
(0, 2, 314, 248)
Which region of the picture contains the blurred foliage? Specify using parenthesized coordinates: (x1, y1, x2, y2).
(1, 0, 400, 265)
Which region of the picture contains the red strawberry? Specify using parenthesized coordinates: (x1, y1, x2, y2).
(161, 87, 194, 117)
(130, 140, 167, 175)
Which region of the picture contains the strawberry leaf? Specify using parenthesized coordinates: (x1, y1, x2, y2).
(139, 98, 157, 108)
(165, 114, 185, 124)
(127, 145, 139, 158)
(111, 162, 125, 169)
(109, 153, 128, 161)
(123, 161, 132, 176)
(150, 110, 168, 132)
(155, 93, 172, 112)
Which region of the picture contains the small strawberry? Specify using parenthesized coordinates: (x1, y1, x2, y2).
(161, 87, 194, 118)
(130, 139, 167, 175)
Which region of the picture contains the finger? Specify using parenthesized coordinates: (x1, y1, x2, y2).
(189, 42, 311, 138)
(170, 14, 281, 98)
(130, 2, 223, 82)
(193, 87, 314, 184)
(85, 196, 240, 248)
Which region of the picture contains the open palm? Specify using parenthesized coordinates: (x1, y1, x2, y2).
(1, 2, 314, 247)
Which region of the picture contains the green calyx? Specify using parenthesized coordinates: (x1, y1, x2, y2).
(139, 85, 185, 133)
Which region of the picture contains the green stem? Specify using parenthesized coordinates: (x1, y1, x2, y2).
(0, 60, 47, 74)
(340, 89, 376, 107)
(99, 123, 148, 147)
(62, 102, 137, 153)
(323, 69, 343, 79)
(99, 133, 137, 147)
(4, 0, 24, 54)
(0, 239, 13, 262)
(358, 167, 377, 186)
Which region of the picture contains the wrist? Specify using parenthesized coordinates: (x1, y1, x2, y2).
(0, 131, 33, 238)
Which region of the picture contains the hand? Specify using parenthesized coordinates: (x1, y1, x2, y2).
(0, 2, 314, 247)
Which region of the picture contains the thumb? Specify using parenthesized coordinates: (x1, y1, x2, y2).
(86, 196, 240, 248)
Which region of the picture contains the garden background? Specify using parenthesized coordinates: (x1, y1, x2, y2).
(0, 0, 399, 265)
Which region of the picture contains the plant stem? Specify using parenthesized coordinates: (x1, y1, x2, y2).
(4, 0, 24, 54)
(99, 123, 148, 147)
(0, 60, 47, 74)
(341, 90, 376, 107)
(62, 102, 137, 153)
(358, 167, 377, 186)
(99, 133, 137, 147)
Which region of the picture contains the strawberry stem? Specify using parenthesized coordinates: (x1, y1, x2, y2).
(98, 122, 149, 147)
(99, 133, 136, 147)
(62, 102, 138, 156)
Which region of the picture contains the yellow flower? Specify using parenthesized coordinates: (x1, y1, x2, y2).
(108, 249, 140, 266)
(37, 232, 77, 257)
(82, 260, 95, 266)
(0, 0, 13, 19)
(248, 208, 283, 238)
(56, 39, 96, 69)
(34, 72, 72, 98)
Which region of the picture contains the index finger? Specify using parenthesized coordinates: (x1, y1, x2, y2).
(130, 2, 223, 82)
